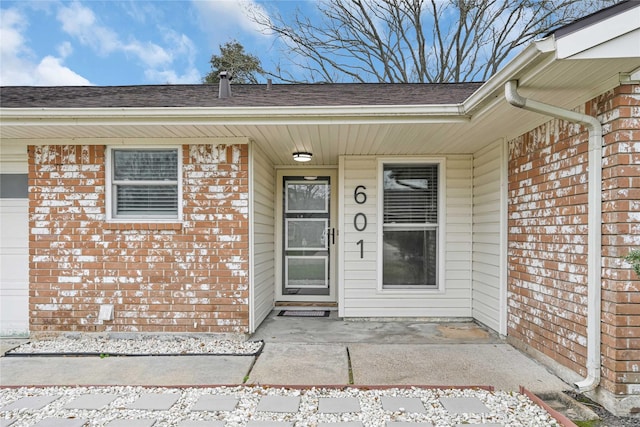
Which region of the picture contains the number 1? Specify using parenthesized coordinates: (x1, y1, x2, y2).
(356, 239, 364, 259)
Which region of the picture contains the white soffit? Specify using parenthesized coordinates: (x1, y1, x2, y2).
(556, 5, 640, 59)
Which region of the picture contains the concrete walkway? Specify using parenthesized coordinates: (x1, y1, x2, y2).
(0, 312, 582, 426)
(1, 313, 570, 393)
(1, 355, 254, 386)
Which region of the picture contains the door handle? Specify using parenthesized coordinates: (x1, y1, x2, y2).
(328, 228, 335, 245)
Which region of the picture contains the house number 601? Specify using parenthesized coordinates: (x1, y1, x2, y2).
(354, 185, 367, 259)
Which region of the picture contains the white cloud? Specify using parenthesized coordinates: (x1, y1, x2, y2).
(0, 7, 90, 86)
(123, 41, 172, 68)
(191, 0, 277, 50)
(57, 2, 132, 57)
(34, 55, 92, 86)
(57, 41, 73, 58)
(160, 30, 200, 81)
(57, 1, 96, 40)
(55, 1, 199, 84)
(192, 0, 267, 35)
(145, 68, 202, 84)
(0, 8, 26, 56)
(2, 1, 251, 86)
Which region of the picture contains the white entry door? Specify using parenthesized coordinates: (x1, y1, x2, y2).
(276, 169, 337, 303)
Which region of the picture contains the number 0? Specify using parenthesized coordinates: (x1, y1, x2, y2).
(354, 213, 367, 232)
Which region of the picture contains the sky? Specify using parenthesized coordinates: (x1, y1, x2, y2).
(0, 0, 309, 86)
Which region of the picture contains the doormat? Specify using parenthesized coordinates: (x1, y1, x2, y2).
(278, 310, 330, 317)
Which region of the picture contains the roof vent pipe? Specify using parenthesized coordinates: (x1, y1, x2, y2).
(218, 71, 232, 99)
(267, 79, 272, 90)
(505, 80, 603, 393)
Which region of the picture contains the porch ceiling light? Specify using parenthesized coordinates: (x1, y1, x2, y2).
(293, 151, 312, 162)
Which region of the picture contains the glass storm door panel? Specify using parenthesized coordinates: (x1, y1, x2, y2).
(283, 177, 333, 296)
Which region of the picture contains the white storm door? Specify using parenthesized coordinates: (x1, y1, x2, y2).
(276, 170, 337, 302)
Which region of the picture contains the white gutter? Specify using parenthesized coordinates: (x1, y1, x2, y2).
(464, 37, 555, 114)
(0, 104, 468, 126)
(505, 80, 602, 392)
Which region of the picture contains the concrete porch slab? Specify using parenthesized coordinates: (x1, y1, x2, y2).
(251, 313, 498, 345)
(348, 343, 571, 393)
(246, 343, 348, 385)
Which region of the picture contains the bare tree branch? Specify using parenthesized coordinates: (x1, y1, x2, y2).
(246, 0, 616, 83)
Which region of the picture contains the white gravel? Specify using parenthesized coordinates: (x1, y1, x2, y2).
(0, 385, 562, 426)
(7, 336, 263, 356)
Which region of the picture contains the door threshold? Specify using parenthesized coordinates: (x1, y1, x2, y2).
(275, 302, 337, 310)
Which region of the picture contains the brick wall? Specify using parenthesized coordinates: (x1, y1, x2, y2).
(593, 84, 640, 396)
(507, 84, 640, 398)
(28, 144, 249, 334)
(507, 116, 590, 376)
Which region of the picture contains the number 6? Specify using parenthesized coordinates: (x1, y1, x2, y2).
(354, 185, 367, 204)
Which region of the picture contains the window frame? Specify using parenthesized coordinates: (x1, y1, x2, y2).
(105, 146, 183, 222)
(376, 157, 446, 292)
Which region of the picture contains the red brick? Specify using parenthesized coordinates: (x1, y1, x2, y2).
(508, 84, 640, 397)
(29, 144, 250, 334)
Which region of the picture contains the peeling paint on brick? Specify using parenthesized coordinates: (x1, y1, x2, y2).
(29, 144, 250, 334)
(508, 84, 640, 399)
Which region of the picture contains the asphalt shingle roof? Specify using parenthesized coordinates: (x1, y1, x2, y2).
(0, 83, 483, 108)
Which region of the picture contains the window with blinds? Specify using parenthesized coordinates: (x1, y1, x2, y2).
(110, 149, 179, 219)
(382, 163, 439, 289)
(383, 165, 438, 224)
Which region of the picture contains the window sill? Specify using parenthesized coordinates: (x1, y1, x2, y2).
(378, 287, 444, 295)
(104, 222, 183, 231)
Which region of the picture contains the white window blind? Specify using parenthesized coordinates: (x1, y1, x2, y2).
(111, 149, 179, 218)
(383, 164, 438, 225)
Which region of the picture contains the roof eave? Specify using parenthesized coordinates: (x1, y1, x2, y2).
(463, 37, 556, 115)
(0, 104, 470, 126)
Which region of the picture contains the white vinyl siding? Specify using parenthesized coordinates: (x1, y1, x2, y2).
(250, 143, 275, 332)
(341, 155, 472, 318)
(472, 140, 506, 334)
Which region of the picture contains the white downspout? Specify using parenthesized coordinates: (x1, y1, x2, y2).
(505, 80, 602, 392)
